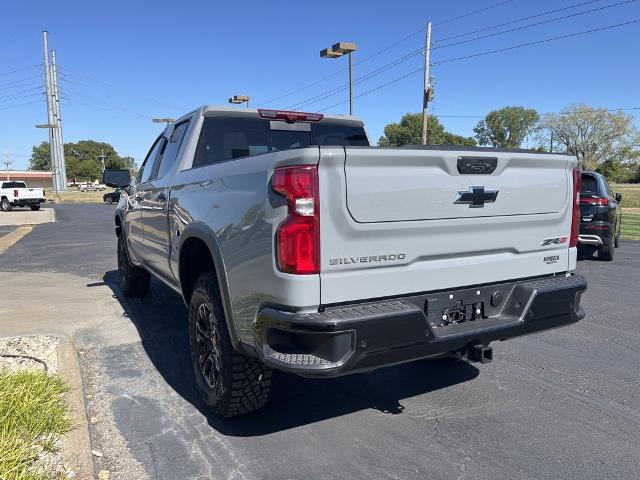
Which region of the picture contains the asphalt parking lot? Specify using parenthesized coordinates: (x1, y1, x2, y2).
(1, 204, 639, 480)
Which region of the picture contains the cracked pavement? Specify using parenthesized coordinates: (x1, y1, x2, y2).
(1, 204, 639, 479)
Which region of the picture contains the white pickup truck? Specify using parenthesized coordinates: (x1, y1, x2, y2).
(0, 181, 46, 211)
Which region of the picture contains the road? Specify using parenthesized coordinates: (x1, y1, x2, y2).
(1, 204, 639, 480)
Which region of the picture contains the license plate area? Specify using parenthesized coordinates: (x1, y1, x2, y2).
(423, 283, 516, 331)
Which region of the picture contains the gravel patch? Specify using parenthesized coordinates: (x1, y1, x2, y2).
(0, 335, 59, 373)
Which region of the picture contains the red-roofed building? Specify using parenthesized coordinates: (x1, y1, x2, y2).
(2, 170, 54, 189)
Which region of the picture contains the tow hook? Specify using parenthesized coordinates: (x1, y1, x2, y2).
(467, 344, 493, 364)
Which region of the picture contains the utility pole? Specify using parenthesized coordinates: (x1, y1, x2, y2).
(2, 148, 12, 180)
(421, 22, 432, 145)
(549, 131, 554, 152)
(51, 49, 67, 191)
(43, 31, 62, 199)
(98, 147, 106, 173)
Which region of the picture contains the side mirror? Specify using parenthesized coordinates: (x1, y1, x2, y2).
(103, 169, 131, 188)
(615, 193, 622, 203)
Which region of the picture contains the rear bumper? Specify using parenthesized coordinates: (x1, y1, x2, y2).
(579, 223, 613, 246)
(13, 198, 45, 206)
(255, 274, 587, 377)
(578, 234, 604, 246)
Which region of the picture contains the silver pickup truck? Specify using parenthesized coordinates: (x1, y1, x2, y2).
(105, 106, 587, 418)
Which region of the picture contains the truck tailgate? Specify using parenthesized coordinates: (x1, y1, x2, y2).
(318, 147, 578, 305)
(345, 148, 567, 222)
(16, 188, 44, 199)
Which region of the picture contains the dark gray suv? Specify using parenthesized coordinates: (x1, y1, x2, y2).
(578, 172, 622, 261)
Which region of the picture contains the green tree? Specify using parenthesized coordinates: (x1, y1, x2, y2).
(29, 142, 52, 171)
(30, 140, 137, 181)
(473, 106, 539, 148)
(378, 113, 476, 147)
(537, 104, 640, 171)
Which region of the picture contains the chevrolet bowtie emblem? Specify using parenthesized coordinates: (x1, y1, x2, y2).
(454, 186, 499, 208)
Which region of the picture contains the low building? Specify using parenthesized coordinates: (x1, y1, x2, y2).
(2, 170, 53, 189)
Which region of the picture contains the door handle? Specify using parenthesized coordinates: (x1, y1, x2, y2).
(200, 180, 214, 188)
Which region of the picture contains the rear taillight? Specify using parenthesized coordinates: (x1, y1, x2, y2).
(258, 109, 323, 123)
(580, 196, 609, 206)
(14, 189, 18, 197)
(570, 167, 581, 248)
(272, 165, 319, 274)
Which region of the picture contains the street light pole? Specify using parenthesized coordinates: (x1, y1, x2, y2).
(348, 51, 353, 115)
(320, 42, 357, 115)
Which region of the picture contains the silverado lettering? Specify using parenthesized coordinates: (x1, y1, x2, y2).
(329, 253, 406, 265)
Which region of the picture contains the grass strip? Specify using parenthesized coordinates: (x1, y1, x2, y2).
(0, 370, 70, 480)
(621, 210, 640, 241)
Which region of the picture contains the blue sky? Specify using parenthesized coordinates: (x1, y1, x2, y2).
(1, 0, 639, 170)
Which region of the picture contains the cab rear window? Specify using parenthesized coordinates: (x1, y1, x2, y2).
(1, 181, 27, 188)
(193, 117, 369, 167)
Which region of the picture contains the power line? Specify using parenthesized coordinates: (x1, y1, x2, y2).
(434, 0, 518, 26)
(435, 0, 636, 50)
(57, 66, 186, 110)
(60, 89, 156, 119)
(282, 0, 633, 111)
(433, 18, 640, 66)
(0, 85, 44, 101)
(434, 107, 640, 118)
(316, 19, 640, 111)
(0, 92, 43, 104)
(0, 100, 41, 110)
(287, 48, 423, 110)
(0, 64, 42, 77)
(436, 0, 603, 42)
(257, 0, 521, 106)
(0, 74, 44, 91)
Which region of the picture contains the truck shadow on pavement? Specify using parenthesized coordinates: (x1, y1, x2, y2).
(102, 270, 480, 436)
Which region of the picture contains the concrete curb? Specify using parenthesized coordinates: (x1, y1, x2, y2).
(56, 334, 96, 480)
(0, 206, 55, 226)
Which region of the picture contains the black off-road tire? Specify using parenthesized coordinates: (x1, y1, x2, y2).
(30, 205, 40, 211)
(189, 273, 271, 418)
(117, 234, 150, 296)
(1, 198, 13, 212)
(599, 241, 614, 261)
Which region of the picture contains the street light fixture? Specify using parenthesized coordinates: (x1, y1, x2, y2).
(320, 41, 357, 115)
(152, 118, 175, 124)
(229, 95, 250, 108)
(35, 124, 57, 128)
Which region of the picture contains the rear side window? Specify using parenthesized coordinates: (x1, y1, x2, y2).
(194, 118, 270, 167)
(154, 121, 190, 179)
(138, 136, 166, 183)
(580, 175, 598, 196)
(311, 123, 369, 146)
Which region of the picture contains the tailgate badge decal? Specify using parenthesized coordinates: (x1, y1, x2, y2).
(540, 236, 568, 246)
(454, 186, 498, 208)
